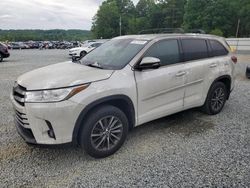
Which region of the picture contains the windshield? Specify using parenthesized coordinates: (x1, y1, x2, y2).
(80, 38, 149, 70)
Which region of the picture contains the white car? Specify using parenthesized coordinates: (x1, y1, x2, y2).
(69, 42, 104, 59)
(11, 34, 236, 158)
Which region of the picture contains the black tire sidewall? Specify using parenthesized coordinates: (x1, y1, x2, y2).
(80, 51, 86, 58)
(79, 105, 129, 158)
(206, 82, 227, 115)
(0, 54, 3, 62)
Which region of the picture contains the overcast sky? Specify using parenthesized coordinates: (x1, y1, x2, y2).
(0, 0, 139, 30)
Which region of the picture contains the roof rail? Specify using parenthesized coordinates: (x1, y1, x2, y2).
(138, 28, 185, 34)
(138, 28, 206, 35)
(187, 29, 206, 34)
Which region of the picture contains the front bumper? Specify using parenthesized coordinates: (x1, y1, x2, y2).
(69, 52, 77, 57)
(15, 117, 37, 144)
(11, 94, 83, 145)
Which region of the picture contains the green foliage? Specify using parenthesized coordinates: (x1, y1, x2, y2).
(91, 0, 135, 38)
(183, 0, 250, 37)
(210, 29, 224, 37)
(2, 0, 250, 40)
(0, 29, 91, 42)
(92, 0, 250, 38)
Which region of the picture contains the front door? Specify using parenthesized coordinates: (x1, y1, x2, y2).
(135, 39, 187, 125)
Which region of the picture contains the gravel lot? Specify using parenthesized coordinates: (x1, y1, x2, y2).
(0, 49, 249, 187)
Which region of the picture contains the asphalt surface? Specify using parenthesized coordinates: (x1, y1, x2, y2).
(0, 49, 249, 187)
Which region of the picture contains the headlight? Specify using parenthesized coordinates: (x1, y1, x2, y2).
(25, 84, 89, 103)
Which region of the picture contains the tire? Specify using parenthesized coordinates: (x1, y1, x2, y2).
(79, 105, 129, 158)
(0, 53, 3, 62)
(246, 66, 250, 79)
(201, 82, 228, 115)
(72, 56, 77, 62)
(80, 51, 87, 58)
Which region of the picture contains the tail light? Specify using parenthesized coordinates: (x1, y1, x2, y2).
(231, 56, 237, 64)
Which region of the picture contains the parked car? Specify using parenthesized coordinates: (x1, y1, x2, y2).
(0, 42, 10, 62)
(11, 34, 236, 158)
(10, 42, 29, 49)
(69, 41, 105, 61)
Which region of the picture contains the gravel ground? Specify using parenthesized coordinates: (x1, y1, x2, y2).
(0, 49, 249, 187)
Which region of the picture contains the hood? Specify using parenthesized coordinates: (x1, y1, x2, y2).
(17, 62, 114, 90)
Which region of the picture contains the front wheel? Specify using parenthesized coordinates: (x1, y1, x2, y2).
(201, 82, 228, 115)
(79, 105, 129, 158)
(80, 51, 87, 58)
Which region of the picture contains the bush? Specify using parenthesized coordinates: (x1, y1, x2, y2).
(210, 29, 224, 37)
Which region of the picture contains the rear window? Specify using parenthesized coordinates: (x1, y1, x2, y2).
(210, 40, 228, 57)
(181, 39, 209, 61)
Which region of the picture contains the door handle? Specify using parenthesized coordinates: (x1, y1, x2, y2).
(209, 63, 217, 68)
(175, 71, 186, 77)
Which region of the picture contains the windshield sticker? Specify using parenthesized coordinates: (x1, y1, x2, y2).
(131, 40, 148, 45)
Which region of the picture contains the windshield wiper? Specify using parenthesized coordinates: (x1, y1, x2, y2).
(86, 62, 103, 69)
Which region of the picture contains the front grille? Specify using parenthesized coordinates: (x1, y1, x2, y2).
(13, 84, 26, 106)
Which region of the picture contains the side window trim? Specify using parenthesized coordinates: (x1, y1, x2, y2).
(207, 39, 214, 57)
(178, 38, 185, 63)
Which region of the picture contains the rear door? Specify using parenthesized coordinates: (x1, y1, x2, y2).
(209, 39, 231, 74)
(181, 38, 212, 108)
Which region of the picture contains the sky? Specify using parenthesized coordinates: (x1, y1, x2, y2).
(0, 0, 139, 30)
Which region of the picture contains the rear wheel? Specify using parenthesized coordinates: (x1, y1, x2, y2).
(79, 105, 129, 158)
(201, 82, 228, 115)
(0, 53, 3, 62)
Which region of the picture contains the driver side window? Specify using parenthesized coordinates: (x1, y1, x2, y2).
(144, 39, 180, 66)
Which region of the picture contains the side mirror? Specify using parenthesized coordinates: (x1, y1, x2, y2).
(136, 57, 161, 70)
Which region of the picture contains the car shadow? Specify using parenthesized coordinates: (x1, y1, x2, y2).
(130, 109, 215, 138)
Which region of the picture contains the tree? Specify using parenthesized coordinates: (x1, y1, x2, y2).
(127, 0, 156, 34)
(183, 0, 250, 37)
(210, 28, 224, 37)
(159, 0, 186, 28)
(91, 0, 135, 38)
(92, 0, 250, 38)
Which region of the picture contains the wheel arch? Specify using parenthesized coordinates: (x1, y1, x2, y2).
(210, 75, 232, 99)
(80, 50, 87, 55)
(72, 95, 136, 144)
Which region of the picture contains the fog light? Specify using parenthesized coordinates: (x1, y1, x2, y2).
(48, 129, 55, 139)
(45, 120, 56, 139)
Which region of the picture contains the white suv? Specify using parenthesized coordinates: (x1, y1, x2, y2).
(11, 34, 237, 158)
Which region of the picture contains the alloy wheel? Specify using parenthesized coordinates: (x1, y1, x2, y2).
(211, 87, 225, 112)
(90, 116, 123, 151)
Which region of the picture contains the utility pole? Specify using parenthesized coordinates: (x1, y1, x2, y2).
(120, 0, 123, 36)
(119, 16, 122, 36)
(236, 19, 240, 38)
